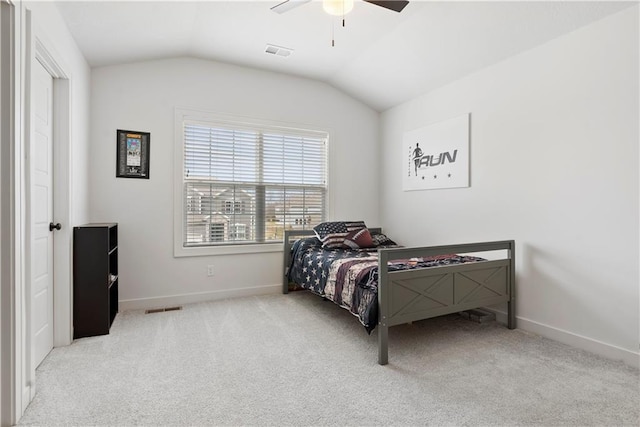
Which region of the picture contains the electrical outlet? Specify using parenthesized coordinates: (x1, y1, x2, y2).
(207, 265, 214, 277)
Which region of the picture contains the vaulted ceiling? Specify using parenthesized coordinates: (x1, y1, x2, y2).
(55, 1, 635, 111)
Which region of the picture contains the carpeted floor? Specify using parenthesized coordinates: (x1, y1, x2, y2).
(18, 292, 640, 426)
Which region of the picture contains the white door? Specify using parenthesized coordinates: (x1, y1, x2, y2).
(31, 59, 54, 367)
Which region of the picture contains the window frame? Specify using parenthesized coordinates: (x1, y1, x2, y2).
(173, 108, 331, 257)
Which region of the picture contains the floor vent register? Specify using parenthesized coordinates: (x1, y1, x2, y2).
(145, 306, 183, 314)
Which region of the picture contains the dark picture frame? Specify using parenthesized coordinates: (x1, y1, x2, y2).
(116, 129, 150, 179)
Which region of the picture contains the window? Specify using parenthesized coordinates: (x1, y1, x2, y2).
(230, 224, 246, 240)
(209, 223, 225, 242)
(176, 110, 328, 254)
(224, 200, 245, 214)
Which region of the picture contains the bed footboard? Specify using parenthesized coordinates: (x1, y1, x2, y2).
(377, 240, 516, 365)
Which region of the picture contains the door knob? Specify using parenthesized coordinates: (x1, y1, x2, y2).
(49, 222, 61, 231)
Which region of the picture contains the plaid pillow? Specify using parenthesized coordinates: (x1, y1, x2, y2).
(313, 221, 367, 248)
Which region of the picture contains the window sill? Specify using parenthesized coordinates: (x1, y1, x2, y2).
(174, 242, 283, 257)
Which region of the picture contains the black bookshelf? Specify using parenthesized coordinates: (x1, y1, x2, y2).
(73, 223, 118, 339)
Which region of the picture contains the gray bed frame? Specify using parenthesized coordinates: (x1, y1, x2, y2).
(283, 229, 516, 365)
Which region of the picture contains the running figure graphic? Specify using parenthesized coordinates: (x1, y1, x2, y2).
(412, 143, 423, 176)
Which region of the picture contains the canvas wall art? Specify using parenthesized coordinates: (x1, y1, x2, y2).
(402, 113, 470, 191)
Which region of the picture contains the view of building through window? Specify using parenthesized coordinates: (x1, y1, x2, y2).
(183, 122, 327, 246)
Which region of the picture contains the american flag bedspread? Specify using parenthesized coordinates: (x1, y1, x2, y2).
(287, 236, 486, 333)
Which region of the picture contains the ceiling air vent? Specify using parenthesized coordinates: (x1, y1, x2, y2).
(265, 44, 293, 58)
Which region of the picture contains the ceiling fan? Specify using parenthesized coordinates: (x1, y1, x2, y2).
(271, 0, 410, 15)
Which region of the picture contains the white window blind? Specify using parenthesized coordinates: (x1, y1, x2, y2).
(183, 121, 327, 246)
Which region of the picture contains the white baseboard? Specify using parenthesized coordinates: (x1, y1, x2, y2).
(118, 284, 281, 312)
(486, 308, 639, 369)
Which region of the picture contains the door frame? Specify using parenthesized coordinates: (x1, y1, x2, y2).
(1, 3, 74, 422)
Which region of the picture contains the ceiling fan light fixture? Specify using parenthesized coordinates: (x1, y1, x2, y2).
(322, 0, 354, 16)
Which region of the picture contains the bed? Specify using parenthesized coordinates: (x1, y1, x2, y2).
(283, 226, 516, 365)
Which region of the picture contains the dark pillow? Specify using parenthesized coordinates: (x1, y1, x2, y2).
(313, 220, 367, 248)
(370, 231, 398, 247)
(343, 228, 376, 249)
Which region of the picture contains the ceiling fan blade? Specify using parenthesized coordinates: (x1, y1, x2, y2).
(363, 0, 409, 13)
(271, 0, 312, 14)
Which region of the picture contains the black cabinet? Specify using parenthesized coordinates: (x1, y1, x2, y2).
(73, 223, 118, 339)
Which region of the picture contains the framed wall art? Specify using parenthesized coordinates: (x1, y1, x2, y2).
(402, 113, 469, 191)
(116, 129, 150, 179)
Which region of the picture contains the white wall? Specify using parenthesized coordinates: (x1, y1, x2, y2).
(380, 6, 639, 366)
(89, 57, 379, 309)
